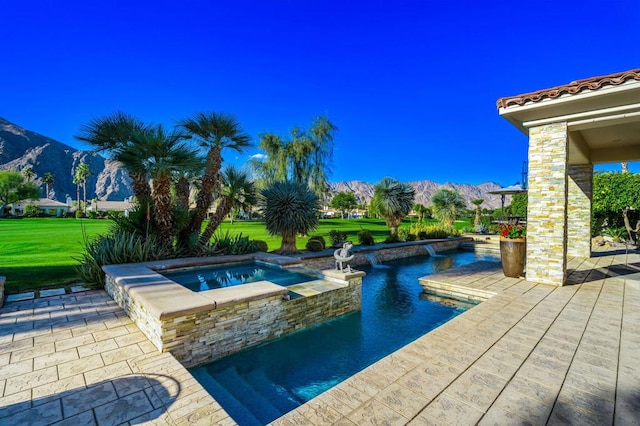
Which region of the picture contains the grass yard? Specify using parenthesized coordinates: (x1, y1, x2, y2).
(0, 218, 112, 293)
(0, 216, 471, 293)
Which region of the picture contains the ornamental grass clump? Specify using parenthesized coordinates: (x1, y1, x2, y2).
(499, 224, 526, 239)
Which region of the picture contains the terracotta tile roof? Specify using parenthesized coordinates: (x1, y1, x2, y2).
(497, 68, 640, 109)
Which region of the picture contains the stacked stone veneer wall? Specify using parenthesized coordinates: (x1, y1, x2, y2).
(105, 271, 362, 368)
(567, 164, 593, 258)
(527, 122, 569, 286)
(301, 239, 465, 270)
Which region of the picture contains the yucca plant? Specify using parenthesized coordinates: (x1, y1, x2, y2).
(259, 181, 320, 254)
(370, 177, 415, 238)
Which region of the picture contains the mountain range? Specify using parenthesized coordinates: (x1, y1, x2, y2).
(0, 116, 508, 209)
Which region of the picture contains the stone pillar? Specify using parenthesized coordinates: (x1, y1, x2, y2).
(567, 164, 593, 258)
(526, 123, 569, 286)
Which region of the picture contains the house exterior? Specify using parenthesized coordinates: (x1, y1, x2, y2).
(497, 68, 640, 286)
(9, 198, 70, 217)
(87, 199, 136, 216)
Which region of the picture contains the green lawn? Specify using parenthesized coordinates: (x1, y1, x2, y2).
(0, 217, 471, 293)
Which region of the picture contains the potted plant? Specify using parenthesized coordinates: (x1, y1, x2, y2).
(499, 224, 526, 278)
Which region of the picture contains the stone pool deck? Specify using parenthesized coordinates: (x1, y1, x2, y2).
(1, 246, 639, 425)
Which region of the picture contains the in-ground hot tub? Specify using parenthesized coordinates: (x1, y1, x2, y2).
(103, 252, 365, 367)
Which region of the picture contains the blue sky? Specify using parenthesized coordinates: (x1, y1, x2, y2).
(2, 0, 639, 186)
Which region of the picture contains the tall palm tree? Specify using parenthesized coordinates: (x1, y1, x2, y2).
(307, 115, 337, 196)
(178, 112, 251, 244)
(120, 125, 198, 244)
(75, 162, 91, 215)
(431, 189, 466, 228)
(75, 111, 153, 204)
(118, 125, 199, 245)
(22, 166, 35, 182)
(471, 198, 484, 228)
(259, 181, 319, 254)
(370, 177, 415, 238)
(200, 166, 256, 243)
(42, 172, 55, 198)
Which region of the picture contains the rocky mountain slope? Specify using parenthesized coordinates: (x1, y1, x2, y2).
(1, 116, 509, 209)
(0, 117, 132, 201)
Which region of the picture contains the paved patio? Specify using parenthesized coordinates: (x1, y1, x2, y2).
(1, 246, 639, 425)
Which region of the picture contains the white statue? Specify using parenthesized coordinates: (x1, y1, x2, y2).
(334, 242, 355, 273)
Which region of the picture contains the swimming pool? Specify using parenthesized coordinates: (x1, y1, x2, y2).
(160, 261, 320, 292)
(190, 251, 497, 425)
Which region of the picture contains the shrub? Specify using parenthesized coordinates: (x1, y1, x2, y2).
(307, 235, 326, 249)
(357, 229, 375, 246)
(329, 230, 348, 247)
(410, 222, 458, 239)
(604, 226, 627, 242)
(406, 233, 417, 241)
(88, 210, 98, 219)
(24, 204, 39, 217)
(62, 211, 75, 218)
(213, 231, 259, 255)
(75, 210, 83, 219)
(108, 210, 124, 219)
(305, 239, 324, 252)
(398, 227, 409, 241)
(384, 234, 401, 244)
(254, 240, 268, 252)
(75, 230, 174, 287)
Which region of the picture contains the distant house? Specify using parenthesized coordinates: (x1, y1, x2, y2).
(87, 199, 136, 216)
(9, 198, 71, 217)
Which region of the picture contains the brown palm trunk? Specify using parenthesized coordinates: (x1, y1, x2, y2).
(200, 197, 233, 244)
(153, 174, 173, 246)
(175, 176, 190, 211)
(130, 172, 152, 203)
(277, 230, 298, 254)
(184, 147, 221, 239)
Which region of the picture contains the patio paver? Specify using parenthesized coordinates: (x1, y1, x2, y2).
(1, 245, 639, 425)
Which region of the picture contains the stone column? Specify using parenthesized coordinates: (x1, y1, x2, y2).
(526, 123, 569, 286)
(567, 164, 593, 258)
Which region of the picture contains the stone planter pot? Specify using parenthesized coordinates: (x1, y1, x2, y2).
(500, 237, 526, 278)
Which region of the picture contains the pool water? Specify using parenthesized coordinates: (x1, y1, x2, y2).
(160, 262, 319, 292)
(190, 251, 497, 425)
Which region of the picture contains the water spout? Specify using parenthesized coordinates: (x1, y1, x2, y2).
(365, 252, 389, 269)
(423, 245, 444, 257)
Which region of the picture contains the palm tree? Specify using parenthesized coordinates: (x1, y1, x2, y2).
(42, 172, 55, 198)
(178, 112, 251, 244)
(118, 125, 199, 245)
(259, 181, 320, 254)
(200, 166, 256, 243)
(22, 166, 35, 182)
(307, 115, 337, 196)
(471, 198, 484, 228)
(431, 189, 466, 228)
(73, 173, 81, 216)
(370, 177, 415, 238)
(75, 111, 153, 205)
(622, 162, 629, 173)
(75, 162, 91, 215)
(413, 203, 428, 222)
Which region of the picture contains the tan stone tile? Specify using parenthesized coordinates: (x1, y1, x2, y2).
(4, 365, 58, 395)
(373, 382, 430, 419)
(0, 388, 31, 418)
(507, 374, 559, 403)
(572, 349, 617, 372)
(128, 408, 174, 426)
(312, 392, 353, 417)
(419, 393, 485, 425)
(406, 410, 448, 425)
(32, 374, 86, 403)
(344, 369, 390, 397)
(49, 410, 96, 426)
(58, 353, 104, 379)
(297, 398, 344, 424)
(0, 399, 63, 425)
(34, 347, 79, 370)
(326, 382, 370, 410)
(472, 353, 520, 380)
(70, 321, 107, 337)
(92, 325, 130, 342)
(0, 336, 34, 355)
(0, 352, 10, 366)
(114, 331, 147, 347)
(347, 398, 407, 425)
(95, 389, 155, 425)
(478, 406, 535, 426)
(10, 342, 55, 363)
(556, 384, 614, 421)
(490, 386, 553, 424)
(167, 389, 214, 419)
(271, 409, 314, 426)
(100, 344, 144, 365)
(0, 358, 33, 381)
(442, 367, 506, 411)
(54, 333, 95, 352)
(0, 378, 5, 397)
(137, 340, 159, 354)
(83, 360, 133, 385)
(548, 398, 612, 426)
(77, 338, 119, 358)
(33, 329, 73, 345)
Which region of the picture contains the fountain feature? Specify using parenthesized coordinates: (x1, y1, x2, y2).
(423, 245, 444, 257)
(365, 252, 389, 269)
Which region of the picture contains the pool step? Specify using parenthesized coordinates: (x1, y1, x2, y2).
(208, 366, 284, 425)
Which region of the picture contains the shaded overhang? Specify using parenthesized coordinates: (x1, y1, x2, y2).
(497, 68, 640, 165)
